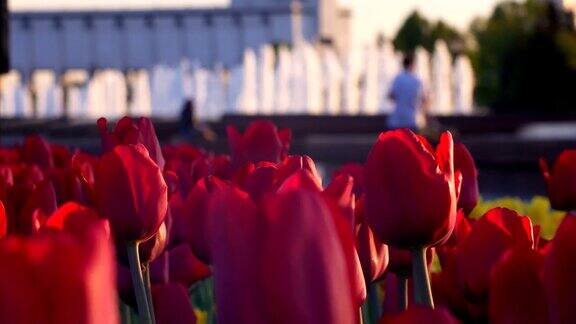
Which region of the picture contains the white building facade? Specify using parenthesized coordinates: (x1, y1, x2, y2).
(9, 0, 351, 76)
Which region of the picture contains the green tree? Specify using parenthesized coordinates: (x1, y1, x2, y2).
(393, 11, 431, 53)
(471, 0, 576, 113)
(394, 10, 465, 55)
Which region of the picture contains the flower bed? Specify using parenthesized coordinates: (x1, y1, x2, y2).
(0, 116, 574, 324)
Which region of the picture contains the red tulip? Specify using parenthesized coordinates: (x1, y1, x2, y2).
(3, 165, 44, 230)
(356, 219, 389, 284)
(150, 251, 170, 285)
(165, 158, 197, 198)
(227, 120, 291, 167)
(163, 170, 179, 196)
(162, 143, 204, 163)
(432, 212, 480, 319)
(0, 204, 119, 324)
(22, 134, 54, 169)
(277, 168, 323, 193)
(16, 179, 57, 235)
(276, 155, 322, 189)
(237, 156, 323, 201)
(48, 167, 87, 205)
(71, 152, 96, 185)
(152, 283, 197, 324)
(207, 155, 230, 179)
(380, 306, 460, 324)
(0, 147, 20, 164)
(456, 208, 534, 300)
(364, 129, 458, 249)
(442, 210, 473, 249)
(117, 221, 169, 266)
(333, 163, 365, 196)
(282, 170, 367, 307)
(543, 213, 576, 324)
(540, 150, 576, 211)
(94, 144, 168, 243)
(167, 190, 188, 245)
(168, 244, 211, 288)
(70, 152, 97, 205)
(208, 181, 263, 323)
(189, 156, 211, 184)
(324, 173, 356, 222)
(354, 195, 389, 284)
(0, 165, 13, 200)
(490, 248, 548, 324)
(258, 189, 358, 323)
(0, 200, 6, 237)
(50, 144, 72, 168)
(436, 210, 473, 268)
(241, 162, 277, 202)
(170, 176, 225, 263)
(454, 143, 479, 215)
(43, 202, 106, 236)
(98, 116, 165, 169)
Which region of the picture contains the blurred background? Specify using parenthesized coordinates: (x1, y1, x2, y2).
(2, 0, 576, 198)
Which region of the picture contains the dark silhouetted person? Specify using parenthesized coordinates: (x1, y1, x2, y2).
(180, 98, 216, 142)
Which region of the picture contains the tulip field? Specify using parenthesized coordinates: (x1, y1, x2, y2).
(0, 116, 575, 324)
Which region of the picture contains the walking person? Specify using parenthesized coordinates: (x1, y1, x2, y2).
(387, 52, 428, 132)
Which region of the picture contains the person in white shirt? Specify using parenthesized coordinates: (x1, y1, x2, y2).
(387, 53, 428, 131)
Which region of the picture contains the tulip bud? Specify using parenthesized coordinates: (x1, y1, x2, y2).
(364, 129, 458, 249)
(454, 143, 479, 215)
(490, 248, 548, 324)
(456, 208, 533, 300)
(227, 120, 291, 167)
(540, 150, 576, 211)
(94, 144, 168, 243)
(543, 213, 576, 324)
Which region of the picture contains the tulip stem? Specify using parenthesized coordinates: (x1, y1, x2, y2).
(411, 247, 434, 308)
(127, 242, 153, 324)
(398, 275, 408, 311)
(368, 283, 380, 321)
(143, 263, 157, 324)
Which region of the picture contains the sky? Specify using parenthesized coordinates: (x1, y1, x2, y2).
(10, 0, 505, 36)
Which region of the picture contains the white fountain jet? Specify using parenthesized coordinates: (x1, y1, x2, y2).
(289, 45, 306, 114)
(321, 46, 343, 115)
(414, 46, 432, 104)
(342, 48, 362, 115)
(191, 66, 208, 120)
(360, 45, 380, 115)
(204, 65, 227, 121)
(62, 69, 89, 119)
(150, 65, 186, 118)
(453, 55, 475, 115)
(32, 70, 63, 119)
(0, 71, 33, 118)
(274, 46, 292, 114)
(238, 48, 258, 115)
(87, 69, 128, 119)
(127, 69, 152, 117)
(431, 40, 454, 115)
(302, 43, 323, 115)
(257, 44, 276, 115)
